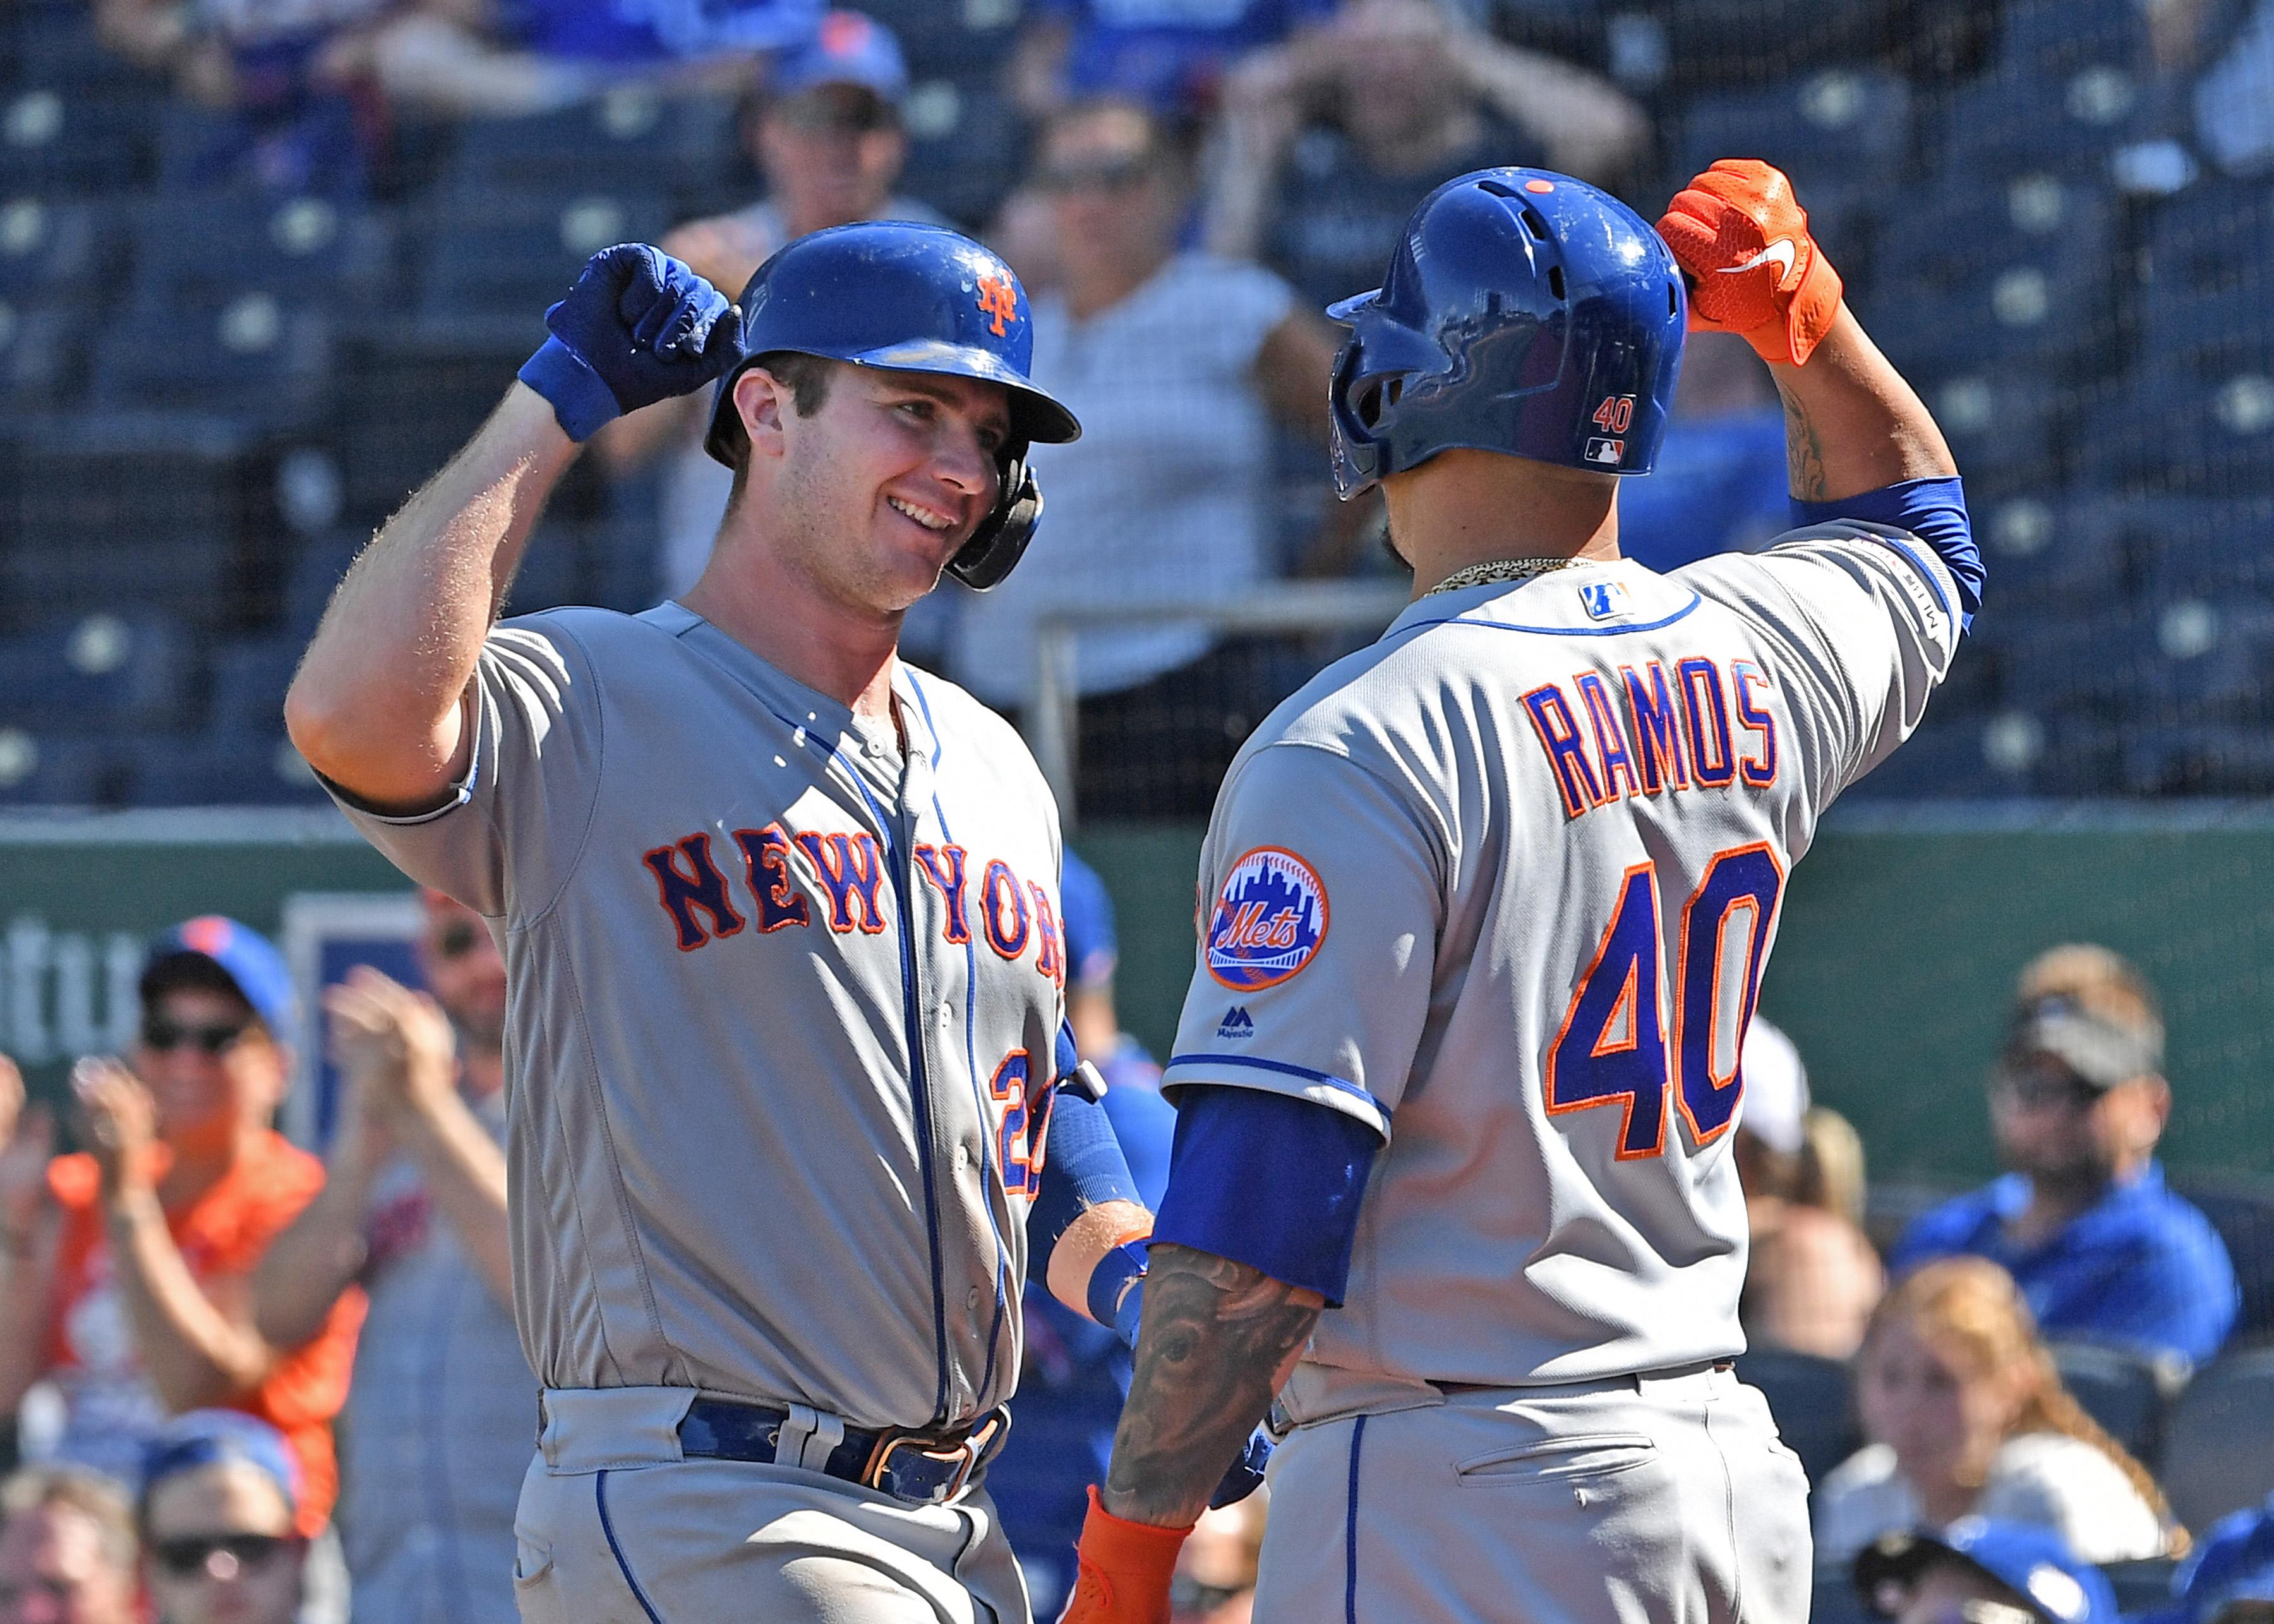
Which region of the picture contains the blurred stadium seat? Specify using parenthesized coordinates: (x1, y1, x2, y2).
(131, 191, 395, 305)
(133, 730, 330, 808)
(1733, 1347, 1860, 1487)
(2048, 1340, 2171, 1462)
(1974, 495, 2141, 612)
(2077, 366, 2274, 495)
(90, 289, 335, 424)
(445, 91, 742, 217)
(2142, 179, 2274, 375)
(0, 612, 195, 733)
(3, 83, 154, 196)
(1667, 68, 1911, 196)
(0, 732, 131, 808)
(898, 78, 1026, 229)
(2161, 1348, 2274, 1529)
(413, 186, 670, 326)
(2174, 1179, 2274, 1344)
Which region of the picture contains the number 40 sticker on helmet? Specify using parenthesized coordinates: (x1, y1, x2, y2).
(1206, 848, 1330, 992)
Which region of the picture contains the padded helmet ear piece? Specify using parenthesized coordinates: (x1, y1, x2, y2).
(945, 454, 1042, 590)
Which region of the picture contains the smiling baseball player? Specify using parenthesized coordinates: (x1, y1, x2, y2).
(287, 224, 1175, 1623)
(1059, 160, 1986, 1623)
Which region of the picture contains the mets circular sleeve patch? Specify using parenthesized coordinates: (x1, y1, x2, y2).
(1205, 847, 1330, 991)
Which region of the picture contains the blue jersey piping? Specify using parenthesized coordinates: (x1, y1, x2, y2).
(1165, 1052, 1388, 1119)
(595, 1471, 665, 1624)
(1388, 592, 1703, 642)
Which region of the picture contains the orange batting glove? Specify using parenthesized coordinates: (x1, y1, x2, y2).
(1056, 1488, 1190, 1624)
(1655, 159, 1843, 366)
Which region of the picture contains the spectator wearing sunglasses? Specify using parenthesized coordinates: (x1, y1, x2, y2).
(0, 918, 361, 1541)
(593, 11, 952, 603)
(0, 1465, 138, 1624)
(1889, 944, 2239, 1370)
(138, 1412, 306, 1624)
(255, 891, 530, 1624)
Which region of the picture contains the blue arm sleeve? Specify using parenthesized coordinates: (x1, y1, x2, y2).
(1794, 475, 1981, 629)
(1150, 1086, 1380, 1306)
(1026, 1087, 1145, 1289)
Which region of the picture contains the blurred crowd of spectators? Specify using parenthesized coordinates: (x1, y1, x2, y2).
(0, 877, 2265, 1622)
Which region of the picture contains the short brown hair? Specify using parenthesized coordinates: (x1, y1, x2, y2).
(2013, 942, 2163, 1047)
(1, 1465, 138, 1575)
(721, 351, 837, 502)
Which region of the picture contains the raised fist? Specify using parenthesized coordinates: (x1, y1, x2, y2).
(518, 243, 745, 442)
(1656, 159, 1843, 366)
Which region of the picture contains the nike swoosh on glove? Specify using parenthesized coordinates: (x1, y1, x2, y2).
(1655, 159, 1843, 365)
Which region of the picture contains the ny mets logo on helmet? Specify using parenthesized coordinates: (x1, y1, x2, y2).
(975, 274, 1019, 337)
(1206, 848, 1328, 992)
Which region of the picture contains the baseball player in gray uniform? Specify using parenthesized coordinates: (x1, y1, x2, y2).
(1059, 162, 1985, 1624)
(286, 224, 1177, 1623)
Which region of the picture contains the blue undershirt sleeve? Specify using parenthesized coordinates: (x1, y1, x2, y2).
(1150, 1085, 1381, 1305)
(1794, 475, 1981, 629)
(1025, 1087, 1144, 1289)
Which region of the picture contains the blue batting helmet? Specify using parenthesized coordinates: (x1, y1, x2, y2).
(1327, 168, 1686, 496)
(705, 220, 1081, 589)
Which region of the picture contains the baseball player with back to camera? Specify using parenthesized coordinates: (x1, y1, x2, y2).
(284, 222, 1246, 1621)
(1059, 158, 1987, 1624)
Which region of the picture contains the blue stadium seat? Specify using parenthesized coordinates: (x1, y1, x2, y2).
(205, 635, 303, 738)
(414, 185, 670, 324)
(0, 197, 121, 299)
(502, 520, 585, 615)
(1975, 493, 2140, 613)
(2172, 1179, 2274, 1344)
(2162, 1349, 2274, 1528)
(1668, 68, 1913, 194)
(282, 531, 365, 639)
(7, 0, 164, 98)
(1934, 69, 2148, 179)
(0, 612, 193, 732)
(1, 86, 153, 195)
(129, 191, 393, 304)
(443, 91, 740, 209)
(331, 316, 543, 521)
(2138, 495, 2274, 599)
(898, 79, 1026, 230)
(1732, 1347, 1860, 1488)
(2142, 179, 2274, 374)
(0, 733, 131, 808)
(1858, 177, 2118, 376)
(90, 289, 334, 424)
(1994, 0, 2150, 78)
(2076, 367, 2274, 495)
(133, 730, 331, 808)
(2100, 1560, 2183, 1615)
(0, 298, 85, 414)
(854, 0, 1021, 77)
(1927, 370, 2061, 499)
(1988, 604, 2150, 721)
(1839, 715, 2031, 800)
(2049, 1339, 2170, 1462)
(2122, 723, 2274, 795)
(3, 414, 277, 625)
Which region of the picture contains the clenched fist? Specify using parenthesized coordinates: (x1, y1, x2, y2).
(1656, 159, 1842, 366)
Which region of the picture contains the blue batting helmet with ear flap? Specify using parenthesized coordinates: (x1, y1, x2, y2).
(706, 220, 1081, 589)
(1327, 168, 1687, 497)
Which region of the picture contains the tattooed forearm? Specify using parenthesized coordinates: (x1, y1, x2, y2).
(1101, 1244, 1323, 1528)
(1774, 375, 1832, 502)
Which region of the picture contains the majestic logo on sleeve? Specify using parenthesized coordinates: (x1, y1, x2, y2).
(1205, 848, 1328, 991)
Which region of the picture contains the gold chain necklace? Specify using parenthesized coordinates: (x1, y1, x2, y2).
(1423, 556, 1580, 598)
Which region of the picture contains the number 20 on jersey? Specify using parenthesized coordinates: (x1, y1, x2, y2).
(1545, 843, 1784, 1159)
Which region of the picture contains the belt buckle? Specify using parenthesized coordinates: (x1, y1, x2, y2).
(863, 1409, 1007, 1505)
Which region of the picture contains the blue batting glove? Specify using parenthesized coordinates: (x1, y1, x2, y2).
(1210, 1428, 1273, 1508)
(518, 244, 742, 442)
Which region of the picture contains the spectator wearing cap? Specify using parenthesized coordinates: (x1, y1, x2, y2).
(951, 98, 1348, 818)
(1204, 0, 1646, 315)
(595, 9, 951, 601)
(1816, 1256, 2178, 1568)
(1891, 944, 2239, 1370)
(138, 1413, 305, 1624)
(1855, 1520, 2117, 1624)
(255, 892, 529, 1624)
(0, 918, 362, 1539)
(0, 1465, 138, 1624)
(1736, 1019, 1884, 1360)
(987, 850, 1173, 1614)
(2148, 1495, 2274, 1624)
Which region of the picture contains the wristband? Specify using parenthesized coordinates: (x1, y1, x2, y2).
(1088, 1236, 1150, 1349)
(517, 337, 622, 443)
(1067, 1485, 1191, 1619)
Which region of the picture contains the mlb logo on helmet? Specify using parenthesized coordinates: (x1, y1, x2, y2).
(1585, 436, 1624, 465)
(1206, 848, 1329, 992)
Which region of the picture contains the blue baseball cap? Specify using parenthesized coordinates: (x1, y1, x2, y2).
(139, 1410, 301, 1523)
(2149, 1496, 2274, 1624)
(771, 11, 907, 104)
(1856, 1521, 2117, 1624)
(141, 916, 299, 1053)
(1059, 850, 1119, 991)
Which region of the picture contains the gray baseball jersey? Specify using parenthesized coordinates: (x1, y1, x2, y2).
(1162, 526, 1961, 1400)
(329, 601, 1067, 1433)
